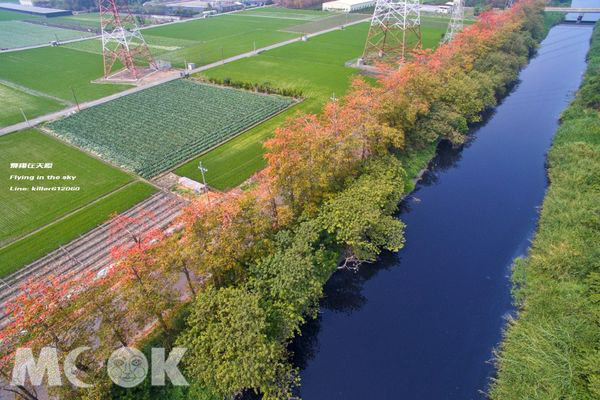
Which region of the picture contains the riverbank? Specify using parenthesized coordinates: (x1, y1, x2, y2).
(490, 22, 600, 399)
(113, 3, 551, 398)
(294, 13, 592, 400)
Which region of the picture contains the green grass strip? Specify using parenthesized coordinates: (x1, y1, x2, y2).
(0, 182, 157, 278)
(490, 22, 600, 400)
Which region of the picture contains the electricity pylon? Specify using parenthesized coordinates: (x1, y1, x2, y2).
(99, 0, 156, 80)
(442, 0, 465, 44)
(362, 0, 422, 64)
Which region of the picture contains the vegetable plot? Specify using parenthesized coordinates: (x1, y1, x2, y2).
(47, 80, 295, 178)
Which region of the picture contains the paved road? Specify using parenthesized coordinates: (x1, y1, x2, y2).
(0, 15, 370, 136)
(0, 34, 101, 54)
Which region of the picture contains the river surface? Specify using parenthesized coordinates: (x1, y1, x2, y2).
(293, 24, 594, 400)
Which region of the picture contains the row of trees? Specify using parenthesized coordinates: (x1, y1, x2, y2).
(0, 1, 547, 399)
(197, 76, 304, 99)
(274, 0, 324, 9)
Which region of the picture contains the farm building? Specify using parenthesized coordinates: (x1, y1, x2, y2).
(322, 0, 375, 12)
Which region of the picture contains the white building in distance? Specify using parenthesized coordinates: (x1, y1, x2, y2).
(322, 0, 375, 12)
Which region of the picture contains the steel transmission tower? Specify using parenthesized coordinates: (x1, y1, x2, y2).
(362, 0, 422, 64)
(99, 0, 156, 80)
(442, 0, 465, 44)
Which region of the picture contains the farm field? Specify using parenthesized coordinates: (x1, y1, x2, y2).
(64, 34, 199, 57)
(0, 181, 157, 278)
(35, 12, 103, 29)
(0, 10, 31, 21)
(0, 83, 64, 128)
(141, 15, 298, 67)
(0, 7, 341, 128)
(30, 12, 142, 31)
(0, 46, 131, 105)
(47, 80, 296, 178)
(283, 13, 370, 34)
(139, 7, 343, 67)
(0, 20, 95, 50)
(0, 129, 135, 247)
(239, 7, 335, 19)
(176, 17, 455, 189)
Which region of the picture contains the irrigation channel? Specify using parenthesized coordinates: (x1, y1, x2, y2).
(291, 23, 594, 399)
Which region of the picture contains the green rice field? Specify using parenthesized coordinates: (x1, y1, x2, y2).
(141, 13, 301, 67)
(66, 8, 340, 66)
(239, 7, 334, 20)
(39, 12, 103, 29)
(64, 34, 199, 57)
(0, 46, 131, 103)
(48, 80, 296, 178)
(0, 20, 95, 50)
(0, 129, 135, 246)
(0, 83, 64, 128)
(0, 10, 32, 21)
(282, 13, 369, 34)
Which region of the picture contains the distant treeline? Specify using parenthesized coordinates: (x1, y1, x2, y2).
(33, 0, 142, 12)
(275, 0, 324, 9)
(491, 22, 600, 400)
(33, 0, 200, 16)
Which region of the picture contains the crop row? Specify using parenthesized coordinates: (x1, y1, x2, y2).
(48, 80, 295, 178)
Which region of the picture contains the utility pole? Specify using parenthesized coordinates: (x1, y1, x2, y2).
(71, 87, 80, 112)
(198, 161, 210, 206)
(19, 108, 30, 127)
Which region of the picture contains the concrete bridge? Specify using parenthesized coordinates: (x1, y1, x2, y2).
(544, 7, 600, 13)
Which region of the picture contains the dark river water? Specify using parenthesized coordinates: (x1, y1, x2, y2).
(292, 24, 594, 400)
